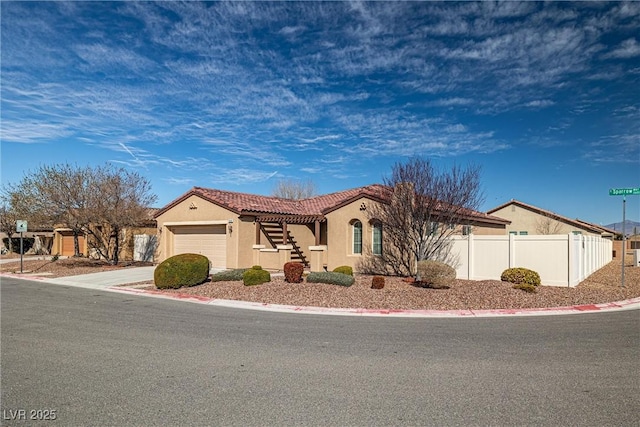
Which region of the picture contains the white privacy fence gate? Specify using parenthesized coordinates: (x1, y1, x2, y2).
(450, 234, 612, 287)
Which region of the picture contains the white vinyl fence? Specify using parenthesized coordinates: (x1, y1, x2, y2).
(134, 234, 157, 262)
(450, 234, 612, 287)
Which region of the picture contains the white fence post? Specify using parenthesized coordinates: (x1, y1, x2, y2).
(468, 234, 474, 280)
(449, 232, 612, 288)
(508, 233, 515, 268)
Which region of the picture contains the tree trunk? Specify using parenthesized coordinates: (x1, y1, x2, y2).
(73, 229, 82, 257)
(6, 233, 13, 253)
(112, 227, 120, 265)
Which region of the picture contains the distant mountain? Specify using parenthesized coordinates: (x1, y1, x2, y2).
(605, 220, 640, 236)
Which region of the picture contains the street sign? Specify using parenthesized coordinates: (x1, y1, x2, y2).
(609, 187, 640, 196)
(609, 187, 640, 288)
(16, 220, 27, 233)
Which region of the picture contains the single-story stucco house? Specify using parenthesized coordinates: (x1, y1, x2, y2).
(52, 208, 158, 260)
(154, 185, 510, 272)
(487, 199, 617, 238)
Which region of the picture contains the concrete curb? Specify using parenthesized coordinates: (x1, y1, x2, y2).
(3, 272, 639, 318)
(108, 286, 640, 318)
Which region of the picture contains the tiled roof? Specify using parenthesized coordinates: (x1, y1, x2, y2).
(194, 187, 304, 215)
(299, 184, 389, 214)
(155, 184, 507, 225)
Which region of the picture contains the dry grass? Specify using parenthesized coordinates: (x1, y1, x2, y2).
(2, 255, 638, 310)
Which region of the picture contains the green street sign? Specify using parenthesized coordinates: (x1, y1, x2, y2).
(609, 187, 640, 196)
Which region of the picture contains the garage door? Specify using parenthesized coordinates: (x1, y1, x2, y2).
(61, 234, 85, 256)
(172, 225, 226, 269)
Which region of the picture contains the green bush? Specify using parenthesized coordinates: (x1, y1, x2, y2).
(284, 262, 304, 283)
(307, 271, 355, 287)
(243, 268, 271, 286)
(416, 260, 456, 287)
(332, 265, 353, 276)
(371, 275, 385, 289)
(154, 253, 210, 289)
(501, 267, 541, 286)
(251, 265, 263, 270)
(210, 269, 247, 282)
(513, 283, 537, 293)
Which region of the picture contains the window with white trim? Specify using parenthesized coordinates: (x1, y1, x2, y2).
(352, 221, 362, 254)
(372, 222, 382, 255)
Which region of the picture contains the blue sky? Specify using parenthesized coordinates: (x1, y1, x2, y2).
(1, 1, 639, 226)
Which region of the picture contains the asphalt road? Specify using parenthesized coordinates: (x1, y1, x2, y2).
(1, 278, 638, 426)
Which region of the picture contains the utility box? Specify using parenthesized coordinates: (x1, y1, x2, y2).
(634, 249, 640, 267)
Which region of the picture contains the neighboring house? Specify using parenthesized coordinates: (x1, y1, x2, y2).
(487, 200, 616, 238)
(52, 228, 88, 256)
(1, 228, 55, 254)
(52, 208, 158, 260)
(154, 185, 510, 272)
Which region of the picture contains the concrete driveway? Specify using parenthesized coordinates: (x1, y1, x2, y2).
(46, 267, 156, 289)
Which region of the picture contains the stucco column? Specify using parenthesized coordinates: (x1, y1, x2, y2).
(252, 244, 265, 265)
(309, 245, 327, 272)
(277, 244, 292, 267)
(314, 220, 321, 246)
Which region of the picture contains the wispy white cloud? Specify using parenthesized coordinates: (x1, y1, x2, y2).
(524, 100, 555, 108)
(604, 38, 640, 59)
(1, 0, 637, 198)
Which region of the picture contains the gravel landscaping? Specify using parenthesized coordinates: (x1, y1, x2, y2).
(2, 255, 638, 310)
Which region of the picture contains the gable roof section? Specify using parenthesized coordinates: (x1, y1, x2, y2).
(155, 184, 508, 225)
(300, 184, 389, 214)
(154, 185, 388, 219)
(574, 219, 617, 236)
(487, 199, 605, 234)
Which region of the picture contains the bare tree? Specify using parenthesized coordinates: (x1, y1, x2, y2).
(535, 215, 564, 235)
(361, 157, 483, 277)
(0, 203, 19, 253)
(272, 179, 317, 200)
(84, 165, 156, 265)
(4, 163, 156, 264)
(6, 164, 91, 256)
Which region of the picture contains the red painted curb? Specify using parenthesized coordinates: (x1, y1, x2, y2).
(3, 273, 638, 317)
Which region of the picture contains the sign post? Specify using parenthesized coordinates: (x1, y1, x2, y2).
(609, 188, 640, 288)
(16, 220, 27, 274)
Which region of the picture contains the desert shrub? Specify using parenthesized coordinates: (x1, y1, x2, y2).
(154, 253, 210, 289)
(284, 262, 304, 283)
(251, 265, 263, 270)
(210, 269, 247, 282)
(243, 268, 271, 286)
(501, 267, 541, 286)
(51, 253, 60, 262)
(371, 275, 385, 289)
(332, 265, 353, 276)
(307, 271, 354, 287)
(513, 283, 537, 293)
(416, 260, 456, 287)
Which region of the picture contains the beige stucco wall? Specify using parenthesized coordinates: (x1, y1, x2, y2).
(471, 223, 508, 235)
(325, 197, 382, 272)
(155, 194, 240, 268)
(491, 204, 601, 236)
